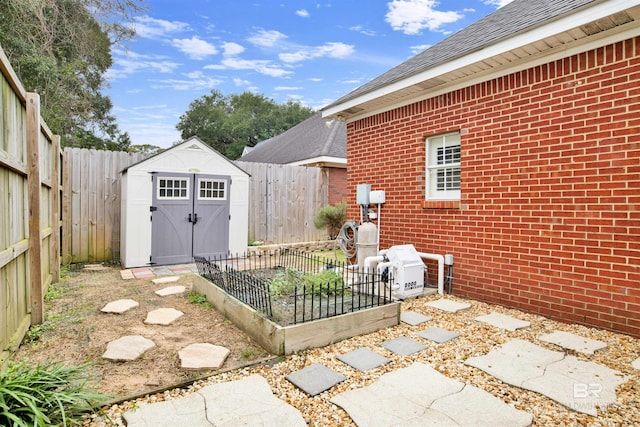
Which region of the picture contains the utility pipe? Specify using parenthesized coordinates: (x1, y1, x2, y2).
(416, 252, 445, 295)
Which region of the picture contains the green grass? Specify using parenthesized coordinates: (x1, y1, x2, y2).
(187, 292, 213, 309)
(0, 361, 108, 426)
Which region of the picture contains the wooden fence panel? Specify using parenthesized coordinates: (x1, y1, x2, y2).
(61, 148, 148, 264)
(235, 161, 328, 244)
(1, 46, 60, 364)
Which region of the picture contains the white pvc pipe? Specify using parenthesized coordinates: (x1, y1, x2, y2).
(417, 252, 445, 295)
(376, 261, 399, 290)
(363, 255, 384, 274)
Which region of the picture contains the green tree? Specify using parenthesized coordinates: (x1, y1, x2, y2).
(176, 90, 315, 159)
(0, 0, 145, 150)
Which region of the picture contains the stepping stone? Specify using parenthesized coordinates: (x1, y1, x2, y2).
(199, 375, 306, 426)
(152, 276, 180, 285)
(426, 298, 471, 313)
(145, 308, 184, 325)
(632, 357, 640, 370)
(179, 343, 230, 369)
(400, 311, 432, 325)
(380, 336, 427, 356)
(170, 265, 194, 273)
(331, 362, 532, 427)
(430, 384, 533, 427)
(101, 299, 139, 314)
(285, 363, 346, 396)
(123, 391, 208, 426)
(465, 339, 626, 416)
(155, 285, 186, 296)
(132, 268, 155, 279)
(539, 330, 607, 355)
(337, 347, 391, 371)
(120, 269, 134, 280)
(103, 335, 155, 361)
(416, 326, 460, 344)
(475, 312, 531, 331)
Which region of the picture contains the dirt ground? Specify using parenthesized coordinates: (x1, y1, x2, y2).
(13, 264, 271, 399)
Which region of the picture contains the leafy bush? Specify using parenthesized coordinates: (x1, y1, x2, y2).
(269, 267, 303, 298)
(303, 269, 344, 295)
(269, 268, 344, 297)
(314, 201, 347, 239)
(0, 361, 107, 426)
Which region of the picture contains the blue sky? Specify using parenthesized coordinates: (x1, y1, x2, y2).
(105, 0, 514, 148)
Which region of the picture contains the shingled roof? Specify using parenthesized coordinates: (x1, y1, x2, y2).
(323, 0, 640, 120)
(238, 112, 346, 166)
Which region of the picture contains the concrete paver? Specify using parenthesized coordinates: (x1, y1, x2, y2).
(286, 363, 346, 396)
(337, 347, 391, 371)
(426, 298, 471, 313)
(539, 330, 607, 355)
(179, 343, 230, 369)
(100, 299, 139, 314)
(465, 338, 626, 416)
(633, 357, 640, 370)
(400, 311, 433, 325)
(475, 312, 531, 331)
(381, 336, 427, 356)
(123, 375, 305, 427)
(416, 326, 460, 344)
(331, 362, 532, 426)
(155, 285, 186, 296)
(102, 335, 155, 361)
(144, 308, 184, 325)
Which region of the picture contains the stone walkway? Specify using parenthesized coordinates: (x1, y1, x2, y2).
(111, 275, 635, 426)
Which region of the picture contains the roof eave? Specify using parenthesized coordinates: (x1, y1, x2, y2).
(322, 0, 640, 122)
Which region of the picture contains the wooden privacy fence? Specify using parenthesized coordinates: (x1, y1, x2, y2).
(1, 47, 61, 364)
(61, 153, 329, 264)
(61, 148, 148, 264)
(235, 161, 328, 245)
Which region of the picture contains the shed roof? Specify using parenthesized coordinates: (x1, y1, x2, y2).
(238, 112, 346, 167)
(323, 0, 640, 121)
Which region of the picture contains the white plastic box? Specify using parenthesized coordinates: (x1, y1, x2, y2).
(386, 244, 425, 299)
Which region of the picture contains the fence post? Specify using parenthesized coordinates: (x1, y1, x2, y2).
(26, 92, 44, 325)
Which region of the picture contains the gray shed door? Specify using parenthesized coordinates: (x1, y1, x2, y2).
(151, 173, 230, 265)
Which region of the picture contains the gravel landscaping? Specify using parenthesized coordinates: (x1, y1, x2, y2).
(85, 294, 640, 426)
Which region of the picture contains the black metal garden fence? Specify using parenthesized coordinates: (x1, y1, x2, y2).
(194, 250, 393, 325)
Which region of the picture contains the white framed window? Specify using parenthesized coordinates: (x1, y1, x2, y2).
(157, 177, 189, 199)
(198, 178, 227, 200)
(426, 132, 461, 200)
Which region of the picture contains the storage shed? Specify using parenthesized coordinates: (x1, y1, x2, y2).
(120, 137, 249, 268)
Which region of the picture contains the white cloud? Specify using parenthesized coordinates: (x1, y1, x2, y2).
(150, 76, 223, 91)
(205, 57, 293, 78)
(222, 42, 245, 56)
(484, 0, 515, 7)
(309, 77, 323, 82)
(349, 25, 376, 36)
(385, 0, 463, 35)
(106, 50, 181, 79)
(410, 44, 431, 54)
(274, 86, 302, 91)
(279, 42, 354, 63)
(247, 29, 287, 47)
(296, 9, 310, 17)
(233, 78, 251, 86)
(133, 15, 189, 38)
(171, 36, 218, 60)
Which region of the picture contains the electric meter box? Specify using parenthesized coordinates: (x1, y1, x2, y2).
(386, 244, 425, 299)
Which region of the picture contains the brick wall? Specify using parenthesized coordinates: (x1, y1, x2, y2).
(327, 167, 347, 205)
(347, 37, 640, 337)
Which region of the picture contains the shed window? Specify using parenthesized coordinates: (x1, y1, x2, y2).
(198, 179, 226, 200)
(158, 178, 189, 199)
(426, 132, 460, 200)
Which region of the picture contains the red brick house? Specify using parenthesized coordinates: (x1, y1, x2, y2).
(323, 0, 640, 336)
